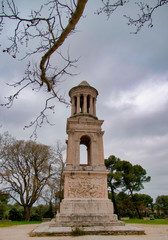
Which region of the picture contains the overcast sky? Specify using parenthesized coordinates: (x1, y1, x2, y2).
(0, 1, 168, 201)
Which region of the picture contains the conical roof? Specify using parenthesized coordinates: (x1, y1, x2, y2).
(78, 81, 90, 87)
(69, 81, 98, 96)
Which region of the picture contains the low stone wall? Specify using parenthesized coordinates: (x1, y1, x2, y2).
(120, 217, 130, 220)
(0, 220, 12, 223)
(42, 218, 52, 222)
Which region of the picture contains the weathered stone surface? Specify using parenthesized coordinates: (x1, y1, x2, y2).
(63, 171, 108, 199)
(52, 198, 121, 227)
(32, 222, 145, 236)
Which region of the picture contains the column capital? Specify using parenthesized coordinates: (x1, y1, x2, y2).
(97, 130, 104, 136)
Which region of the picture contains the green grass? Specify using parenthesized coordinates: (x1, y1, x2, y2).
(0, 221, 42, 228)
(1, 219, 168, 228)
(123, 218, 168, 225)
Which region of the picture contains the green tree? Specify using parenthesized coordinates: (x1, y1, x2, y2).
(105, 155, 122, 215)
(0, 190, 10, 220)
(132, 193, 153, 218)
(121, 161, 151, 218)
(105, 155, 151, 218)
(156, 195, 168, 216)
(8, 204, 24, 221)
(116, 192, 134, 218)
(44, 201, 54, 219)
(116, 192, 153, 218)
(0, 133, 60, 221)
(30, 204, 49, 221)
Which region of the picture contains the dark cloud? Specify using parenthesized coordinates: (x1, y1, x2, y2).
(104, 106, 168, 139)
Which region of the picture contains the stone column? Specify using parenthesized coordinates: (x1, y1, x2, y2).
(71, 96, 75, 116)
(89, 96, 93, 114)
(87, 143, 91, 165)
(91, 139, 98, 166)
(77, 95, 80, 114)
(66, 130, 74, 165)
(98, 131, 105, 165)
(83, 94, 87, 113)
(93, 98, 96, 116)
(75, 139, 80, 165)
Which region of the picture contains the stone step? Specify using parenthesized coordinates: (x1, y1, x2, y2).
(32, 222, 145, 236)
(50, 220, 125, 227)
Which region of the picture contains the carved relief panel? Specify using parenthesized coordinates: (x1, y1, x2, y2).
(64, 172, 108, 199)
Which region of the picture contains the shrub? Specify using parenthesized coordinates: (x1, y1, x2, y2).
(9, 206, 24, 221)
(71, 227, 85, 236)
(0, 202, 5, 220)
(30, 212, 41, 221)
(43, 202, 54, 219)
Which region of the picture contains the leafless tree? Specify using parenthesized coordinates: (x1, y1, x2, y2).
(0, 0, 167, 136)
(42, 141, 65, 208)
(0, 132, 61, 221)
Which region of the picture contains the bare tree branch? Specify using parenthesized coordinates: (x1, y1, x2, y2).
(124, 0, 168, 34)
(0, 0, 87, 137)
(39, 0, 88, 92)
(96, 0, 128, 17)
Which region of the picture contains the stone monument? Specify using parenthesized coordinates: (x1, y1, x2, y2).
(54, 81, 123, 227)
(32, 81, 144, 235)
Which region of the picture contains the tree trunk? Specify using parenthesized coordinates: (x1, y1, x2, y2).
(110, 187, 119, 217)
(24, 205, 31, 221)
(131, 195, 142, 219)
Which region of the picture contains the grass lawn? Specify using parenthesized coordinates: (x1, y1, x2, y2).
(0, 221, 42, 228)
(123, 219, 168, 225)
(1, 219, 168, 228)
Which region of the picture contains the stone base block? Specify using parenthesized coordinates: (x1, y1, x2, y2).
(32, 222, 145, 236)
(51, 198, 124, 227)
(51, 217, 124, 227)
(59, 198, 115, 215)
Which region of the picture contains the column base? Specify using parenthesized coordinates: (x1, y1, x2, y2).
(51, 198, 124, 227)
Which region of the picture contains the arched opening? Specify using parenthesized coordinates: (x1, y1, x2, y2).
(80, 145, 87, 164)
(80, 135, 91, 165)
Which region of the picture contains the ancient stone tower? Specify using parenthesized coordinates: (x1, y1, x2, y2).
(33, 81, 144, 235)
(55, 81, 121, 226)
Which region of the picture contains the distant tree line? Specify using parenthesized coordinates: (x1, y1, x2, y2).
(1, 189, 168, 221)
(0, 191, 55, 221)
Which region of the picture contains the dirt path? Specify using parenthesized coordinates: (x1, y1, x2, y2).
(0, 224, 168, 240)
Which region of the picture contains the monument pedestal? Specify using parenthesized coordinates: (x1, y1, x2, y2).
(51, 169, 124, 227)
(51, 198, 124, 227)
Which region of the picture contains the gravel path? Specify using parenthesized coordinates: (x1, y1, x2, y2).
(0, 224, 168, 240)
